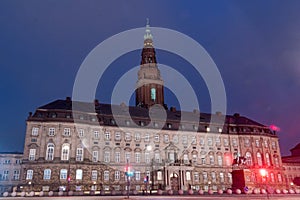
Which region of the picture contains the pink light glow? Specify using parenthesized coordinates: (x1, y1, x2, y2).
(270, 124, 280, 132)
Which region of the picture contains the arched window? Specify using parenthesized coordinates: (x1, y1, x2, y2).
(265, 153, 271, 166)
(46, 143, 54, 161)
(245, 152, 252, 166)
(257, 152, 262, 166)
(61, 143, 70, 161)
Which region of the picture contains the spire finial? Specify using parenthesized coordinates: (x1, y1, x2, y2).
(144, 18, 152, 40)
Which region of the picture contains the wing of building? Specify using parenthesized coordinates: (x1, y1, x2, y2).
(20, 21, 286, 194)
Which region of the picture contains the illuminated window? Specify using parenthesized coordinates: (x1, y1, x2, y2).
(157, 171, 162, 180)
(76, 169, 83, 180)
(26, 170, 33, 180)
(186, 171, 191, 181)
(60, 169, 67, 180)
(61, 144, 70, 160)
(209, 155, 215, 165)
(220, 172, 224, 183)
(257, 152, 262, 166)
(255, 139, 260, 147)
(277, 173, 282, 182)
(135, 152, 141, 163)
(217, 155, 223, 166)
(245, 152, 253, 166)
(151, 88, 156, 101)
(46, 143, 54, 161)
(92, 170, 97, 180)
(105, 131, 110, 140)
(154, 135, 159, 142)
(115, 132, 121, 141)
(144, 133, 150, 142)
(29, 149, 36, 161)
(135, 171, 141, 181)
(32, 127, 39, 136)
(76, 148, 84, 161)
(43, 169, 51, 180)
(265, 153, 271, 166)
(115, 171, 120, 180)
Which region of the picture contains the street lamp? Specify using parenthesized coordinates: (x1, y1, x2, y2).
(259, 169, 269, 199)
(125, 159, 134, 199)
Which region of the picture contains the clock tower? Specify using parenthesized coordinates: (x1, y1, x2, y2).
(136, 20, 164, 108)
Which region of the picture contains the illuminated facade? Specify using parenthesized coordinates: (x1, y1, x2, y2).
(20, 22, 286, 193)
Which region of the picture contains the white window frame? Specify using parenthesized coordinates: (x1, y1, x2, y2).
(115, 171, 120, 180)
(92, 151, 98, 162)
(60, 169, 67, 180)
(32, 127, 39, 136)
(48, 128, 55, 136)
(29, 149, 36, 161)
(46, 143, 55, 161)
(26, 170, 33, 180)
(76, 169, 83, 180)
(91, 170, 97, 181)
(43, 169, 51, 180)
(63, 128, 71, 136)
(61, 144, 70, 161)
(104, 170, 109, 181)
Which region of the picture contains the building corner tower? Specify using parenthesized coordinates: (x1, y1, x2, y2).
(135, 19, 164, 108)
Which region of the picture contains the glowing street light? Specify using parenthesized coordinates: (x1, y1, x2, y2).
(259, 169, 267, 177)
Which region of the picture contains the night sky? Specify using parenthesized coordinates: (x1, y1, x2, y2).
(1, 1, 300, 156)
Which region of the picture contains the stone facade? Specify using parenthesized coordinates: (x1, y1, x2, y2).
(20, 22, 286, 193)
(0, 152, 23, 194)
(282, 143, 300, 189)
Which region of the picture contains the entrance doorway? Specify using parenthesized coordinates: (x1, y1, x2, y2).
(170, 173, 179, 191)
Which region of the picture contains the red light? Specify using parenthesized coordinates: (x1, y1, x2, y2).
(270, 125, 280, 132)
(67, 176, 71, 182)
(259, 169, 267, 177)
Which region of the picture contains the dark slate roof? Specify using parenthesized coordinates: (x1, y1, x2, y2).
(291, 143, 300, 151)
(35, 98, 266, 127)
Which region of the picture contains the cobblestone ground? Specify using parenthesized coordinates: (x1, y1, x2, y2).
(1, 194, 300, 200)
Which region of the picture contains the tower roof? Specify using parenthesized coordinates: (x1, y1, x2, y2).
(144, 18, 153, 41)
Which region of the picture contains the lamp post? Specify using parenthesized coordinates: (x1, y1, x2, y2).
(259, 169, 269, 199)
(125, 159, 134, 199)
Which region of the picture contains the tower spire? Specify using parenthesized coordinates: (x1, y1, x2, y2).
(144, 18, 153, 46)
(136, 19, 165, 108)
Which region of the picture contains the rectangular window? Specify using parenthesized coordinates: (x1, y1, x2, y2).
(220, 172, 224, 183)
(154, 135, 159, 142)
(224, 138, 229, 146)
(203, 172, 208, 182)
(211, 172, 216, 182)
(199, 137, 204, 146)
(164, 134, 169, 143)
(78, 129, 84, 137)
(182, 135, 188, 144)
(244, 138, 250, 146)
(64, 128, 71, 136)
(183, 154, 189, 164)
(209, 155, 214, 165)
(43, 169, 51, 180)
(255, 139, 260, 147)
(157, 171, 162, 180)
(115, 152, 120, 163)
(91, 170, 97, 180)
(26, 170, 33, 180)
(232, 138, 237, 146)
(135, 133, 141, 141)
(94, 131, 99, 139)
(32, 127, 39, 136)
(217, 155, 223, 166)
(186, 171, 191, 181)
(49, 128, 55, 136)
(76, 169, 83, 180)
(264, 140, 268, 148)
(135, 152, 141, 163)
(272, 141, 277, 149)
(144, 133, 150, 142)
(135, 171, 140, 181)
(29, 149, 36, 161)
(194, 172, 199, 182)
(278, 173, 282, 182)
(191, 136, 196, 144)
(104, 170, 109, 181)
(92, 151, 98, 162)
(60, 169, 67, 180)
(173, 135, 178, 143)
(115, 132, 121, 141)
(145, 153, 150, 163)
(104, 152, 110, 163)
(105, 131, 110, 140)
(125, 133, 131, 141)
(115, 171, 120, 180)
(13, 170, 20, 180)
(155, 153, 160, 163)
(125, 152, 131, 162)
(207, 137, 213, 146)
(76, 148, 84, 161)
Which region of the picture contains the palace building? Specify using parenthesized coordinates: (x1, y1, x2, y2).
(20, 22, 286, 193)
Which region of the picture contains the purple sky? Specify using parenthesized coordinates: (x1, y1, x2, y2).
(0, 1, 300, 156)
